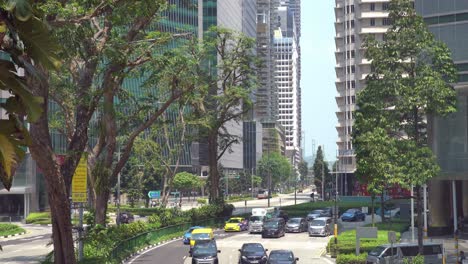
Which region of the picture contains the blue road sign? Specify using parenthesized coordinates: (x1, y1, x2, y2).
(148, 190, 161, 199)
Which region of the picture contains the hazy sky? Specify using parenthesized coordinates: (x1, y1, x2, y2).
(301, 1, 337, 161)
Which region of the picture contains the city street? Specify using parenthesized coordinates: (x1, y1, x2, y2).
(0, 225, 52, 264)
(127, 230, 333, 264)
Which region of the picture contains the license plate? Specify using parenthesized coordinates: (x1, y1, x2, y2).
(250, 261, 258, 263)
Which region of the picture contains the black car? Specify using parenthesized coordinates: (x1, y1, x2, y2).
(320, 207, 333, 217)
(238, 243, 268, 264)
(117, 212, 134, 224)
(306, 209, 324, 221)
(191, 240, 220, 264)
(267, 250, 299, 264)
(262, 218, 286, 238)
(272, 210, 289, 222)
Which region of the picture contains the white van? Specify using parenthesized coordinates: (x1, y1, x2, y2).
(248, 207, 274, 233)
(366, 242, 443, 264)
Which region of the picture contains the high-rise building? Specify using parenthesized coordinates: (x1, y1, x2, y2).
(416, 0, 468, 235)
(334, 0, 391, 194)
(274, 2, 302, 167)
(256, 0, 280, 121)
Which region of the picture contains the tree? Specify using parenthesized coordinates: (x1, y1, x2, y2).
(297, 160, 308, 183)
(172, 172, 203, 198)
(313, 146, 331, 198)
(196, 27, 259, 204)
(257, 152, 292, 192)
(356, 0, 458, 254)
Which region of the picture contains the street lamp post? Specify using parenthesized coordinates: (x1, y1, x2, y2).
(116, 150, 121, 226)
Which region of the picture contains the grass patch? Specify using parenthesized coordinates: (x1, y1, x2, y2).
(0, 223, 25, 236)
(26, 212, 51, 224)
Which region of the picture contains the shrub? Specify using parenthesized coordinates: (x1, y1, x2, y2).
(197, 198, 207, 205)
(0, 223, 25, 236)
(26, 212, 51, 224)
(336, 253, 367, 264)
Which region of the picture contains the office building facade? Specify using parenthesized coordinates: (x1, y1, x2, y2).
(334, 0, 391, 194)
(416, 0, 468, 235)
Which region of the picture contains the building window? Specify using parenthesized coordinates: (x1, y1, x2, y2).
(370, 18, 375, 26)
(382, 3, 389, 10)
(370, 3, 375, 11)
(351, 5, 355, 13)
(383, 18, 392, 26)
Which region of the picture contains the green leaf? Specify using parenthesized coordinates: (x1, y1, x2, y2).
(0, 134, 20, 190)
(6, 0, 33, 21)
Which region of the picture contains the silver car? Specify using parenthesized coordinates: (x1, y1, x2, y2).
(308, 217, 331, 237)
(285, 217, 308, 233)
(366, 242, 443, 264)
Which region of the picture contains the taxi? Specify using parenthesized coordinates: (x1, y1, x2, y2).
(224, 217, 248, 232)
(189, 228, 214, 248)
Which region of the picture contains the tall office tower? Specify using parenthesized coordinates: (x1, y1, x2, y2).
(416, 0, 468, 236)
(256, 0, 280, 121)
(334, 0, 391, 195)
(207, 0, 258, 173)
(275, 3, 302, 167)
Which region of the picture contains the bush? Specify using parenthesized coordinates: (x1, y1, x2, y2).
(26, 212, 51, 224)
(0, 223, 25, 236)
(336, 253, 367, 264)
(197, 198, 207, 205)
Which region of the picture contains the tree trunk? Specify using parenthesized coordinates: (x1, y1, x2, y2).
(417, 185, 424, 254)
(371, 195, 375, 226)
(380, 191, 385, 223)
(95, 189, 110, 225)
(208, 133, 221, 203)
(28, 69, 76, 264)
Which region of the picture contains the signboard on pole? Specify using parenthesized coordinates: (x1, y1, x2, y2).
(356, 227, 378, 255)
(72, 155, 88, 202)
(148, 190, 161, 199)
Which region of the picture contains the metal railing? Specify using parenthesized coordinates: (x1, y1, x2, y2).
(108, 217, 226, 263)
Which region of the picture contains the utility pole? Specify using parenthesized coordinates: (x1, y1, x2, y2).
(116, 149, 121, 226)
(321, 161, 325, 201)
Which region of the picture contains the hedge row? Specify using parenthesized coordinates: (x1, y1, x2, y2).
(0, 223, 25, 236)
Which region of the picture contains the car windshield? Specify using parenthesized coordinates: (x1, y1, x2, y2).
(269, 251, 294, 261)
(243, 244, 264, 254)
(368, 246, 386, 257)
(310, 210, 323, 214)
(310, 220, 325, 226)
(288, 219, 301, 224)
(227, 218, 241, 223)
(193, 243, 217, 256)
(192, 233, 210, 240)
(345, 209, 357, 214)
(263, 221, 278, 228)
(250, 216, 263, 222)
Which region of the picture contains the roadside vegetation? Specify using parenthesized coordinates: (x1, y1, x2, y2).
(0, 223, 25, 237)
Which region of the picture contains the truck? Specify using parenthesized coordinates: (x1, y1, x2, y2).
(248, 207, 274, 233)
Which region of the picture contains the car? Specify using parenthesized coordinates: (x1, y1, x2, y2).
(272, 210, 289, 222)
(267, 250, 299, 264)
(190, 240, 220, 264)
(285, 217, 308, 233)
(306, 209, 324, 221)
(308, 217, 331, 237)
(341, 208, 366, 222)
(238, 243, 268, 264)
(320, 207, 333, 217)
(117, 212, 134, 224)
(190, 228, 215, 254)
(376, 207, 401, 219)
(262, 218, 286, 238)
(183, 226, 204, 244)
(224, 217, 249, 232)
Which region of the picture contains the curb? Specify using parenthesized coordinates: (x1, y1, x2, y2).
(0, 231, 26, 238)
(122, 236, 184, 264)
(28, 224, 53, 227)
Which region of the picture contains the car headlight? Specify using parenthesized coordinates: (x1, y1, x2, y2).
(262, 255, 267, 260)
(242, 256, 247, 260)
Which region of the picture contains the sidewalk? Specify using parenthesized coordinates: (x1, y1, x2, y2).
(401, 229, 468, 263)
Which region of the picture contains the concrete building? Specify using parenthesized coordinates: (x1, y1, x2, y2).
(416, 0, 468, 235)
(334, 0, 391, 194)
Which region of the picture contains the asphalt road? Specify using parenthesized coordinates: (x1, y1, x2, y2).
(0, 225, 52, 264)
(126, 229, 334, 264)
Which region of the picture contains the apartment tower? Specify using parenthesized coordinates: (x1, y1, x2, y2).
(334, 0, 391, 194)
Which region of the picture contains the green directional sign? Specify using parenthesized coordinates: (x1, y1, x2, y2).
(148, 190, 161, 199)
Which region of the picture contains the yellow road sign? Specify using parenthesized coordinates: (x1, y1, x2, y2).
(72, 155, 87, 202)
